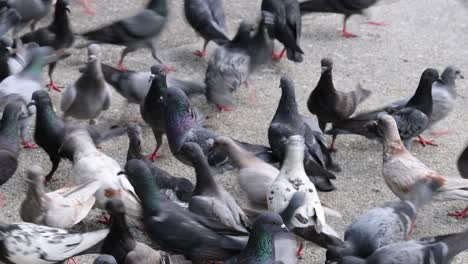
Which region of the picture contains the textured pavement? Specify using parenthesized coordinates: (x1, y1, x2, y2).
(1, 0, 468, 263)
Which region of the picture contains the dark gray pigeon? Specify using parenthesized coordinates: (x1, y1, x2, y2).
(205, 20, 273, 111)
(61, 44, 112, 123)
(326, 68, 439, 150)
(124, 159, 246, 262)
(307, 58, 371, 150)
(0, 222, 109, 264)
(184, 0, 229, 57)
(163, 86, 275, 172)
(385, 66, 463, 135)
(299, 0, 382, 38)
(326, 177, 442, 263)
(268, 76, 338, 191)
(340, 228, 468, 264)
(459, 145, 468, 179)
(181, 142, 251, 235)
(19, 0, 74, 91)
(94, 255, 117, 264)
(0, 102, 22, 207)
(81, 0, 169, 71)
(126, 123, 194, 206)
(0, 0, 52, 33)
(224, 212, 297, 264)
(261, 0, 303, 62)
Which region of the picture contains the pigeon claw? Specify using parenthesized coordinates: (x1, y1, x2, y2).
(99, 215, 112, 225)
(66, 257, 77, 264)
(193, 49, 207, 58)
(216, 105, 234, 112)
(448, 207, 468, 218)
(147, 147, 161, 161)
(297, 242, 304, 259)
(342, 30, 358, 38)
(415, 135, 438, 147)
(22, 140, 38, 149)
(272, 49, 286, 60)
(118, 61, 127, 71)
(47, 81, 63, 92)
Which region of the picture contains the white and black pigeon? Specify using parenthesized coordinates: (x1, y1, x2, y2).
(261, 0, 304, 62)
(81, 0, 169, 71)
(61, 44, 112, 124)
(184, 0, 229, 57)
(0, 222, 109, 264)
(299, 0, 383, 38)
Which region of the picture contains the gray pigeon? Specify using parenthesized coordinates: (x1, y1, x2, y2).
(0, 0, 52, 33)
(81, 0, 169, 70)
(0, 222, 109, 264)
(385, 66, 463, 135)
(61, 44, 112, 124)
(184, 0, 229, 57)
(327, 68, 439, 150)
(0, 9, 21, 37)
(94, 255, 117, 264)
(205, 20, 273, 111)
(261, 0, 304, 62)
(299, 0, 381, 38)
(340, 229, 468, 264)
(181, 142, 251, 235)
(0, 46, 53, 148)
(325, 177, 441, 263)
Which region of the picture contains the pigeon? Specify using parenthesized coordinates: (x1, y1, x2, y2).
(385, 66, 463, 135)
(340, 228, 468, 264)
(4, 41, 40, 76)
(0, 46, 53, 148)
(20, 165, 100, 229)
(29, 90, 126, 182)
(61, 44, 112, 123)
(268, 76, 337, 191)
(0, 0, 52, 33)
(63, 129, 142, 221)
(0, 9, 21, 37)
(124, 159, 245, 262)
(94, 255, 117, 264)
(184, 0, 229, 57)
(371, 114, 468, 204)
(101, 63, 204, 106)
(0, 222, 109, 264)
(307, 58, 371, 150)
(299, 0, 382, 38)
(325, 177, 442, 263)
(268, 135, 335, 256)
(81, 0, 169, 70)
(101, 199, 185, 264)
(19, 0, 74, 91)
(327, 68, 439, 150)
(224, 212, 297, 264)
(205, 20, 273, 111)
(163, 86, 275, 171)
(212, 136, 279, 206)
(126, 123, 194, 206)
(181, 142, 251, 234)
(261, 0, 304, 62)
(0, 101, 22, 207)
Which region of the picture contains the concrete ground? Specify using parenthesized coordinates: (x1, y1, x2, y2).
(1, 0, 468, 263)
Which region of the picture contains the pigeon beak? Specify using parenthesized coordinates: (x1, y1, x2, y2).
(148, 74, 155, 83)
(280, 224, 288, 232)
(88, 55, 97, 63)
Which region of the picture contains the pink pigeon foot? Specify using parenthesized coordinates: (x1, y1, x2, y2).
(430, 129, 453, 136)
(21, 138, 37, 149)
(47, 80, 63, 92)
(147, 147, 161, 161)
(216, 105, 234, 112)
(415, 135, 438, 147)
(118, 61, 127, 71)
(81, 0, 96, 15)
(194, 49, 207, 58)
(368, 21, 388, 26)
(448, 207, 468, 218)
(272, 49, 286, 60)
(297, 242, 304, 258)
(66, 257, 77, 264)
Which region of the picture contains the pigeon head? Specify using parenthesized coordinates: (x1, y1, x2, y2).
(321, 58, 333, 72)
(174, 177, 194, 202)
(373, 113, 401, 143)
(124, 159, 161, 213)
(26, 165, 44, 184)
(87, 44, 101, 61)
(251, 212, 288, 240)
(56, 0, 71, 12)
(29, 90, 52, 107)
(441, 66, 464, 83)
(126, 123, 143, 143)
(2, 102, 23, 122)
(93, 255, 117, 264)
(277, 76, 299, 114)
(406, 68, 439, 115)
(105, 198, 126, 217)
(150, 63, 175, 76)
(180, 142, 205, 166)
(231, 21, 254, 44)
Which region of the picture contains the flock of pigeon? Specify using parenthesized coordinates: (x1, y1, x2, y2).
(0, 0, 466, 263)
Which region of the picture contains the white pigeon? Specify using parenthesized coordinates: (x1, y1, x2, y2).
(63, 129, 142, 219)
(268, 135, 326, 233)
(0, 222, 109, 264)
(20, 165, 101, 229)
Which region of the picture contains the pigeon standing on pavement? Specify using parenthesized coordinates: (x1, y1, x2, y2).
(261, 0, 304, 62)
(327, 68, 439, 149)
(81, 0, 169, 71)
(299, 0, 383, 38)
(20, 165, 101, 229)
(19, 0, 74, 91)
(0, 102, 22, 207)
(184, 0, 229, 57)
(307, 58, 371, 150)
(269, 76, 338, 191)
(61, 44, 112, 124)
(205, 20, 273, 111)
(0, 222, 109, 264)
(181, 142, 251, 234)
